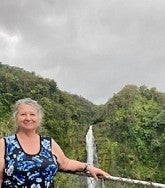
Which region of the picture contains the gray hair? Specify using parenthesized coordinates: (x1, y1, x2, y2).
(13, 98, 44, 128)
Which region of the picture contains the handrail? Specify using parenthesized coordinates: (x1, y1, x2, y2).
(59, 170, 165, 188)
(107, 175, 165, 188)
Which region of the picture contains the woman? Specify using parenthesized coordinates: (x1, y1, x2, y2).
(0, 98, 110, 187)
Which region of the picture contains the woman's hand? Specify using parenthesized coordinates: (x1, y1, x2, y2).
(85, 164, 110, 181)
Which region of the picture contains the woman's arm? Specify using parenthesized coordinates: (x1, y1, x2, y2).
(0, 138, 5, 187)
(51, 138, 110, 180)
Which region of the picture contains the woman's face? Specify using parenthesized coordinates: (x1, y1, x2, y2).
(16, 103, 40, 132)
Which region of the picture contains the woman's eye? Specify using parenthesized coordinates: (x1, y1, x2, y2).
(31, 113, 36, 116)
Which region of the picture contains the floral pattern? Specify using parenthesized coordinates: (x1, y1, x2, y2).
(2, 135, 58, 188)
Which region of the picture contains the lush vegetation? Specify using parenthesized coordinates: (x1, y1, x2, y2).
(0, 63, 165, 186)
(94, 85, 165, 183)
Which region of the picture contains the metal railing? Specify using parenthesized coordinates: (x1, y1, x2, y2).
(56, 171, 165, 188)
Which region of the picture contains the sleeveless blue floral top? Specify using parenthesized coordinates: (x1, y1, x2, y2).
(2, 134, 58, 188)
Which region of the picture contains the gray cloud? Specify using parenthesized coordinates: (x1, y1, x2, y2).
(0, 0, 165, 104)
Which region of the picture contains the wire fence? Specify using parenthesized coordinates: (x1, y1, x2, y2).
(55, 171, 165, 188)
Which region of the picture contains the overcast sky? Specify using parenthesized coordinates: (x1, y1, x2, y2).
(0, 0, 165, 104)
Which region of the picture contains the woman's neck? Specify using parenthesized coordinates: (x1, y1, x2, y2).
(16, 131, 40, 155)
(16, 130, 38, 137)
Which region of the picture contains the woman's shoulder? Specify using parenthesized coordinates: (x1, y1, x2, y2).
(40, 135, 52, 142)
(0, 138, 5, 152)
(40, 135, 53, 149)
(0, 135, 17, 148)
(0, 137, 4, 144)
(40, 135, 59, 148)
(3, 134, 16, 141)
(0, 134, 15, 144)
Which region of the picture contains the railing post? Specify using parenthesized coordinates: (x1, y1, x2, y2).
(101, 179, 105, 188)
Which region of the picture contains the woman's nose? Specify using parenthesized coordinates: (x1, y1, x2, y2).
(25, 114, 31, 120)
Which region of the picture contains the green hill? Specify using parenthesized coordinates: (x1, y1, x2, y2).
(94, 85, 165, 183)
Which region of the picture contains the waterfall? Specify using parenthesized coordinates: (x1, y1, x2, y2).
(86, 125, 99, 188)
(86, 125, 95, 165)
